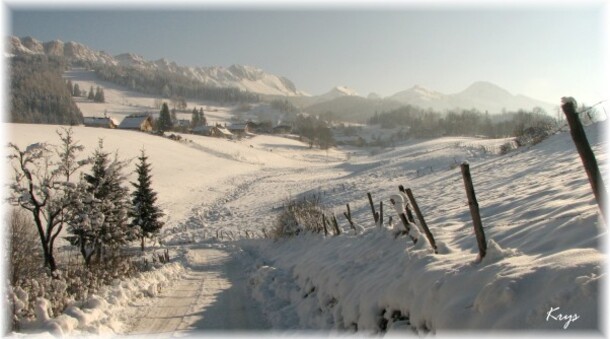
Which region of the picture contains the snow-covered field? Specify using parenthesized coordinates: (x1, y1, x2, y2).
(3, 68, 606, 335)
(5, 118, 605, 336)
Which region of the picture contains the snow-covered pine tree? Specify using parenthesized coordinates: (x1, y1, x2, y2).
(82, 139, 131, 262)
(66, 175, 105, 266)
(129, 149, 164, 251)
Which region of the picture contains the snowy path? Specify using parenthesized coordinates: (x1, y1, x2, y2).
(127, 247, 270, 335)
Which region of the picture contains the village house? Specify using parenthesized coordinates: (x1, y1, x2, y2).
(83, 117, 118, 129)
(226, 122, 249, 137)
(192, 125, 234, 139)
(118, 114, 154, 132)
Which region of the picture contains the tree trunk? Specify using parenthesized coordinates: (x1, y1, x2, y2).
(141, 236, 145, 252)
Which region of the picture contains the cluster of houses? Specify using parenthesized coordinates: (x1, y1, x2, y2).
(83, 114, 293, 140)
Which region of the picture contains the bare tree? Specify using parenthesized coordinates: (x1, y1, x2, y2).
(7, 129, 88, 272)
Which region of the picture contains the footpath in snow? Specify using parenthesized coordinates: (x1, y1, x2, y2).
(127, 244, 270, 336)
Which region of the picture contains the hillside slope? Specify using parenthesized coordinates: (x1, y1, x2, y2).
(243, 122, 605, 332)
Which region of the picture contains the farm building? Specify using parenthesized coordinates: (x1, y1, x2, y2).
(192, 125, 234, 139)
(213, 126, 234, 139)
(83, 117, 118, 129)
(192, 125, 213, 136)
(227, 123, 252, 138)
(118, 114, 154, 132)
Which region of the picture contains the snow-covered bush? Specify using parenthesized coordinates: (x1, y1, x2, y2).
(272, 195, 328, 239)
(515, 125, 555, 146)
(499, 140, 518, 155)
(9, 253, 142, 330)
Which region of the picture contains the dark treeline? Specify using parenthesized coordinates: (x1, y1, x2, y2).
(92, 63, 260, 104)
(9, 55, 83, 124)
(368, 105, 556, 139)
(294, 114, 334, 149)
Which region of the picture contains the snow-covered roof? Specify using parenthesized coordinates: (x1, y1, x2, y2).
(83, 117, 118, 127)
(216, 127, 233, 136)
(118, 115, 151, 129)
(192, 125, 212, 133)
(227, 123, 248, 131)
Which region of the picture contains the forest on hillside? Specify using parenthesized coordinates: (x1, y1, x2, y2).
(92, 63, 260, 104)
(9, 55, 83, 124)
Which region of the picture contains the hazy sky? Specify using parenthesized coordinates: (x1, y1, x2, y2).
(7, 3, 607, 105)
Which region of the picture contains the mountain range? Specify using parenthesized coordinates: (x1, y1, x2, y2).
(9, 36, 556, 114)
(9, 36, 303, 97)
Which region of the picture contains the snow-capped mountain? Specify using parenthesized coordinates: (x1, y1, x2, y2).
(315, 86, 359, 101)
(389, 81, 556, 113)
(9, 36, 303, 97)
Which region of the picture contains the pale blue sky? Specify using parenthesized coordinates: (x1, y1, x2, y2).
(8, 5, 607, 105)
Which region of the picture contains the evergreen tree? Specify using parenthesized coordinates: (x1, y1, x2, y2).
(94, 86, 105, 103)
(129, 149, 164, 251)
(191, 107, 199, 127)
(88, 86, 95, 100)
(157, 102, 173, 132)
(80, 139, 131, 262)
(73, 83, 80, 97)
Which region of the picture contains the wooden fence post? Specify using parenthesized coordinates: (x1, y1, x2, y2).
(367, 192, 379, 224)
(379, 201, 384, 227)
(460, 163, 487, 259)
(343, 203, 356, 230)
(561, 97, 606, 221)
(398, 185, 416, 223)
(331, 215, 341, 235)
(405, 188, 437, 254)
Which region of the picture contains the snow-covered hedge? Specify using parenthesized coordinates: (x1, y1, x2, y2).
(8, 261, 185, 336)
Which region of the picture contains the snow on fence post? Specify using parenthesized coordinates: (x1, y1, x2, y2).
(460, 163, 487, 259)
(561, 97, 606, 222)
(367, 192, 379, 224)
(322, 214, 329, 236)
(331, 214, 341, 235)
(343, 203, 356, 230)
(405, 188, 438, 254)
(390, 198, 418, 245)
(398, 185, 416, 223)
